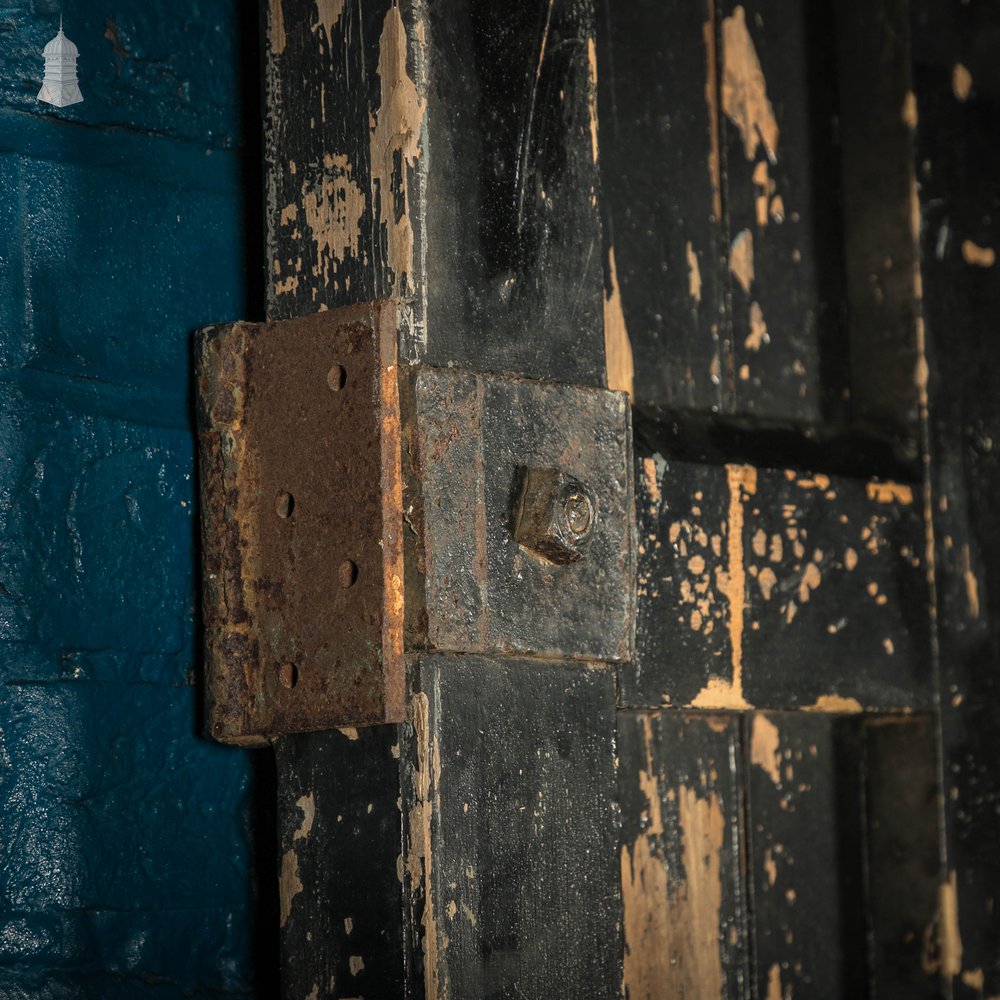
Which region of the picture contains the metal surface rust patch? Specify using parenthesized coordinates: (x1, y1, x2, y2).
(196, 304, 404, 745)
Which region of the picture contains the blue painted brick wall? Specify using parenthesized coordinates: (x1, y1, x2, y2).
(0, 3, 262, 996)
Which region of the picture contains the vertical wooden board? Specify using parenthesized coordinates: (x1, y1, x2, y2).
(744, 712, 867, 998)
(403, 656, 620, 999)
(597, 0, 726, 411)
(719, 0, 846, 424)
(264, 0, 395, 320)
(912, 0, 1000, 993)
(421, 0, 605, 386)
(274, 729, 406, 1000)
(832, 0, 921, 455)
(863, 716, 941, 999)
(618, 711, 749, 999)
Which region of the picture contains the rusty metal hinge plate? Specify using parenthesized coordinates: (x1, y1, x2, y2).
(196, 304, 634, 745)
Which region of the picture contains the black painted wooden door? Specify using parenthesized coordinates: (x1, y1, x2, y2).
(254, 0, 1000, 996)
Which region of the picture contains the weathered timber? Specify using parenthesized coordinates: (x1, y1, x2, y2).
(265, 0, 604, 386)
(597, 0, 725, 410)
(912, 0, 1000, 992)
(626, 454, 931, 712)
(402, 656, 620, 997)
(618, 711, 750, 1000)
(262, 0, 617, 996)
(744, 712, 869, 999)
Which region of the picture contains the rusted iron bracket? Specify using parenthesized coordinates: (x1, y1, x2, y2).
(196, 303, 635, 745)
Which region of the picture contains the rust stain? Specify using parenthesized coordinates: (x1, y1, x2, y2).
(803, 694, 863, 713)
(952, 63, 973, 102)
(690, 465, 755, 709)
(703, 1, 722, 221)
(312, 0, 345, 40)
(621, 787, 726, 998)
(279, 848, 303, 927)
(962, 239, 996, 268)
(866, 481, 914, 505)
(923, 871, 963, 977)
(730, 229, 754, 294)
(605, 246, 635, 398)
(293, 793, 316, 841)
(370, 7, 426, 293)
(686, 241, 703, 305)
(721, 6, 779, 163)
(269, 0, 286, 55)
(751, 714, 781, 785)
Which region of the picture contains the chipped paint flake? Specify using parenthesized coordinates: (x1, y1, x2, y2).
(312, 0, 345, 40)
(803, 694, 863, 714)
(686, 241, 703, 305)
(751, 715, 781, 785)
(370, 7, 426, 292)
(293, 793, 316, 841)
(622, 788, 726, 998)
(923, 871, 963, 977)
(730, 229, 754, 295)
(280, 848, 303, 927)
(746, 301, 768, 351)
(690, 465, 755, 709)
(866, 481, 914, 505)
(902, 90, 918, 128)
(605, 246, 635, 397)
(269, 0, 286, 55)
(721, 6, 779, 163)
(952, 63, 973, 102)
(962, 239, 996, 268)
(587, 37, 599, 163)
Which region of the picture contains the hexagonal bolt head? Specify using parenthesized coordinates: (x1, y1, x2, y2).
(513, 467, 598, 565)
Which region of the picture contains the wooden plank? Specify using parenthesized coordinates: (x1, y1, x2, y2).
(833, 0, 921, 458)
(265, 0, 605, 386)
(863, 716, 941, 999)
(404, 656, 620, 997)
(597, 0, 726, 410)
(718, 0, 846, 425)
(275, 729, 406, 999)
(911, 0, 1000, 993)
(744, 712, 867, 998)
(625, 454, 931, 712)
(263, 0, 616, 993)
(618, 711, 749, 999)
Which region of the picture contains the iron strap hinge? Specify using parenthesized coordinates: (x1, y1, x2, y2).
(196, 302, 636, 745)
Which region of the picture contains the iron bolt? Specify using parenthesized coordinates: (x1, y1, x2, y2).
(514, 467, 598, 565)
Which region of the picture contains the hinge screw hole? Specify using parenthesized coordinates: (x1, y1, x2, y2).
(275, 490, 294, 518)
(327, 364, 347, 392)
(339, 559, 358, 588)
(277, 663, 298, 689)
